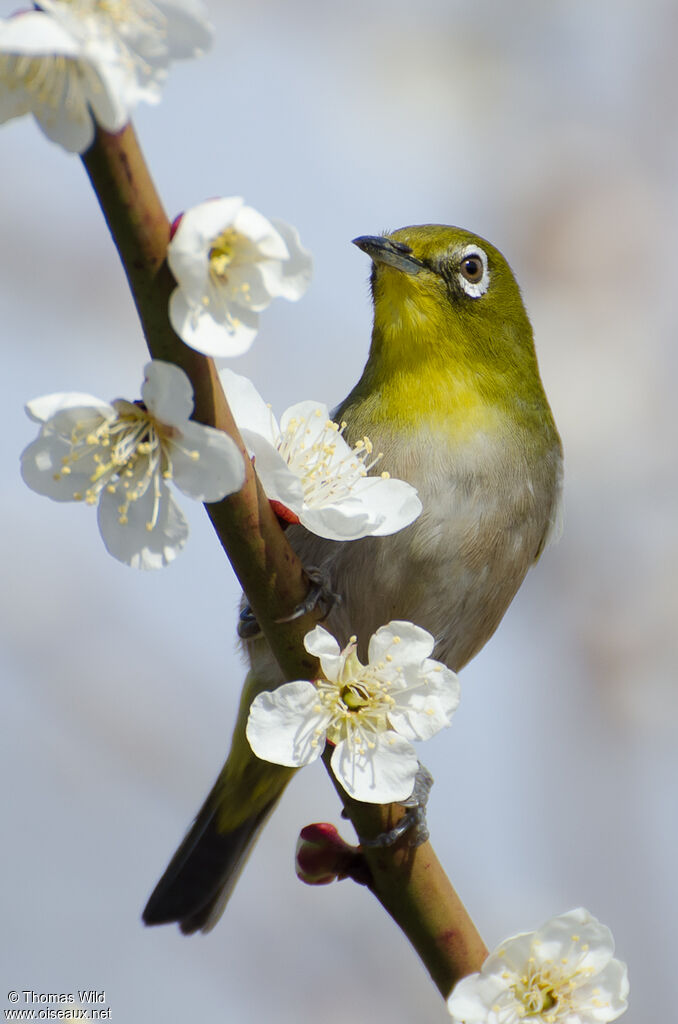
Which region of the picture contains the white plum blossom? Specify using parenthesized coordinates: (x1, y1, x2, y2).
(0, 0, 212, 153)
(21, 360, 245, 569)
(246, 621, 460, 803)
(447, 908, 629, 1024)
(219, 368, 422, 540)
(0, 8, 145, 153)
(167, 197, 312, 357)
(40, 0, 213, 68)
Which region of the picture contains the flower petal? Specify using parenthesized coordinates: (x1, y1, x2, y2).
(25, 393, 113, 424)
(33, 86, 96, 153)
(20, 401, 116, 501)
(331, 731, 417, 803)
(240, 429, 304, 511)
(348, 476, 422, 536)
(0, 77, 30, 123)
(303, 625, 343, 682)
(226, 261, 281, 312)
(297, 475, 419, 540)
(492, 929, 540, 975)
(246, 681, 327, 767)
(388, 666, 460, 742)
(447, 971, 510, 1023)
(168, 287, 259, 357)
(232, 204, 289, 258)
(141, 360, 194, 424)
(299, 503, 373, 541)
(82, 52, 144, 132)
(388, 694, 456, 742)
(20, 434, 94, 501)
(367, 620, 435, 668)
(218, 368, 280, 444)
(268, 218, 313, 300)
(154, 0, 213, 58)
(168, 421, 245, 501)
(0, 10, 80, 57)
(97, 479, 188, 569)
(575, 957, 629, 1020)
(534, 907, 615, 973)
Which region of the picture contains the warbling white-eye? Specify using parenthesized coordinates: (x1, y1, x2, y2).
(143, 224, 563, 932)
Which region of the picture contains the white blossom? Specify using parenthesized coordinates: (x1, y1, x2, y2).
(40, 0, 213, 68)
(167, 197, 312, 357)
(246, 621, 460, 803)
(0, 0, 212, 152)
(447, 908, 629, 1024)
(219, 369, 422, 539)
(21, 360, 245, 569)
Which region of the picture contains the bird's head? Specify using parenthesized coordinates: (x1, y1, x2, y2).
(345, 224, 554, 439)
(353, 225, 536, 381)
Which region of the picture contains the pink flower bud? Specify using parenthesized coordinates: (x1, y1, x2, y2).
(295, 823, 356, 885)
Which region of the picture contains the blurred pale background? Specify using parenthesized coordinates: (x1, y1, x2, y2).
(1, 1, 676, 1021)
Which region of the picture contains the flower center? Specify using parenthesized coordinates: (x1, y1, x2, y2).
(276, 410, 386, 508)
(509, 956, 591, 1023)
(53, 400, 197, 530)
(209, 228, 241, 281)
(340, 682, 371, 711)
(516, 974, 558, 1017)
(314, 646, 397, 753)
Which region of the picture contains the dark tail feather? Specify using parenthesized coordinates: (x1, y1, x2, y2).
(143, 792, 278, 934)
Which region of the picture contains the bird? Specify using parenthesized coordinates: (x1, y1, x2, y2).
(142, 224, 563, 933)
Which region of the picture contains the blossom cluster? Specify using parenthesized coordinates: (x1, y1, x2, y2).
(7, 5, 418, 568)
(0, 0, 213, 152)
(21, 359, 421, 565)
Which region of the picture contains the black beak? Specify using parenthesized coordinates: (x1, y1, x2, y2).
(352, 235, 425, 276)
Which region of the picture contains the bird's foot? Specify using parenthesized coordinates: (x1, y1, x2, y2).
(237, 566, 340, 640)
(357, 763, 434, 849)
(276, 566, 340, 624)
(237, 604, 262, 640)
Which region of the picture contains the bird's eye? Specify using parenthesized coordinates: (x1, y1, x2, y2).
(460, 255, 484, 283)
(456, 245, 490, 298)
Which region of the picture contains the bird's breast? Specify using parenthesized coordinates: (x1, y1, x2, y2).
(312, 422, 561, 672)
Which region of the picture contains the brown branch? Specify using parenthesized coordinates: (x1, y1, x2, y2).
(80, 120, 487, 997)
(80, 122, 318, 679)
(324, 754, 488, 996)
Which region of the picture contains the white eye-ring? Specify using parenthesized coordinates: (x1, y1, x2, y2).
(457, 244, 490, 298)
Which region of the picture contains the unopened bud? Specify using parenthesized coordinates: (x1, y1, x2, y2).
(295, 823, 357, 885)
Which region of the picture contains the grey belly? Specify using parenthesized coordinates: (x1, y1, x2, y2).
(285, 490, 541, 673)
